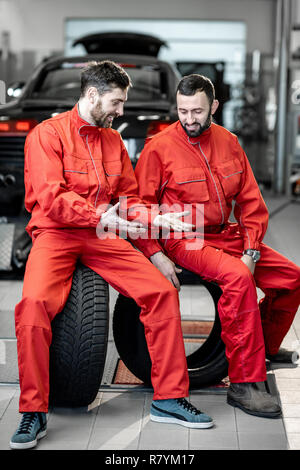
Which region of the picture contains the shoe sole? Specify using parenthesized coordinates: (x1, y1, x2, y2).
(227, 397, 282, 419)
(10, 429, 47, 450)
(150, 414, 214, 429)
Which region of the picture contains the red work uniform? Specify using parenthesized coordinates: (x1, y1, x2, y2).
(15, 105, 189, 412)
(134, 121, 300, 384)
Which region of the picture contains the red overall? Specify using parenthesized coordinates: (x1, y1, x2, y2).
(134, 121, 300, 383)
(15, 106, 189, 412)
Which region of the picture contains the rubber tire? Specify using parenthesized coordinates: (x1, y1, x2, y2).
(113, 272, 228, 388)
(49, 263, 109, 407)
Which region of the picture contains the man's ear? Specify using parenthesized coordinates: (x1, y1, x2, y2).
(211, 99, 219, 116)
(87, 86, 98, 104)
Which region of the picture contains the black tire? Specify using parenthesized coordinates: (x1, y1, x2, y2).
(113, 270, 228, 388)
(49, 263, 109, 407)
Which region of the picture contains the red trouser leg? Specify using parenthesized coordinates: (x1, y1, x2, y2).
(165, 237, 267, 383)
(206, 230, 300, 355)
(15, 231, 80, 412)
(80, 230, 189, 400)
(15, 229, 189, 412)
(254, 243, 300, 355)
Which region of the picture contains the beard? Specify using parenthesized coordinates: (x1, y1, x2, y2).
(180, 110, 212, 137)
(91, 100, 115, 128)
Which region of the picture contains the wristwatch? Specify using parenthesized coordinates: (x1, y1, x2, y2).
(243, 249, 261, 263)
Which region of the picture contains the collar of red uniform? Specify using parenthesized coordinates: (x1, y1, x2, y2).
(176, 120, 212, 144)
(71, 104, 101, 136)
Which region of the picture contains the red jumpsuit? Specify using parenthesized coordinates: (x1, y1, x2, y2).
(134, 121, 300, 384)
(15, 105, 189, 412)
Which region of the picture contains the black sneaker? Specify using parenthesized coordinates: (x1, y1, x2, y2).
(10, 412, 47, 449)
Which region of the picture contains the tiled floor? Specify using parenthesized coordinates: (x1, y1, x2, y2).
(0, 191, 299, 450)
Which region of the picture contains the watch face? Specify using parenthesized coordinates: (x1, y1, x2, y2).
(244, 249, 260, 262)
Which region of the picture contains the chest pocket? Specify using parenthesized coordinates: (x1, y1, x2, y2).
(63, 155, 89, 196)
(172, 167, 209, 203)
(103, 160, 122, 194)
(217, 158, 244, 199)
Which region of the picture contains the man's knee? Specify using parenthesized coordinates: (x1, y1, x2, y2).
(15, 294, 58, 330)
(224, 261, 255, 291)
(138, 278, 180, 324)
(149, 279, 179, 306)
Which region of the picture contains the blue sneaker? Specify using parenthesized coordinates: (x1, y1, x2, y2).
(150, 398, 213, 428)
(10, 412, 47, 449)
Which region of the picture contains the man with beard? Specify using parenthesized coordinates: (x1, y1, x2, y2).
(10, 63, 214, 450)
(134, 74, 300, 419)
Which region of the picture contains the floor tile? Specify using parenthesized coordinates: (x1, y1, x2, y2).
(275, 378, 300, 391)
(238, 432, 288, 450)
(277, 390, 300, 404)
(282, 403, 300, 418)
(138, 420, 189, 450)
(190, 429, 239, 450)
(89, 421, 141, 450)
(235, 408, 286, 434)
(283, 418, 300, 433)
(0, 386, 17, 419)
(286, 433, 300, 450)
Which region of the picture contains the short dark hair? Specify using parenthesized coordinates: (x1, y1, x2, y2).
(176, 74, 215, 106)
(80, 60, 132, 97)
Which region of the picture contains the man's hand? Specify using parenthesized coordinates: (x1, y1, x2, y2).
(150, 251, 182, 291)
(240, 254, 255, 275)
(153, 211, 194, 232)
(99, 202, 146, 235)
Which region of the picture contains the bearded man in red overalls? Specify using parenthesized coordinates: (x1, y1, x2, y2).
(134, 74, 300, 419)
(10, 63, 214, 450)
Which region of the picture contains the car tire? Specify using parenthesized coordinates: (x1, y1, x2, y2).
(113, 276, 228, 388)
(49, 263, 109, 407)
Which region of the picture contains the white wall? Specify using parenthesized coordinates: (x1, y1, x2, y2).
(0, 0, 276, 56)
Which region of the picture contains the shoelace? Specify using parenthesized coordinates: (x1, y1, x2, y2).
(176, 398, 201, 415)
(17, 413, 38, 435)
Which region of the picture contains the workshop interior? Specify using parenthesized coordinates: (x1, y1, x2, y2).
(0, 0, 300, 452)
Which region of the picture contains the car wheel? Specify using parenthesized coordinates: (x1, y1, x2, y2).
(49, 263, 109, 407)
(113, 278, 228, 388)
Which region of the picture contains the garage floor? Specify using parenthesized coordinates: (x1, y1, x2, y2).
(0, 191, 300, 451)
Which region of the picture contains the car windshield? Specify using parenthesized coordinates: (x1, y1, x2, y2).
(31, 61, 168, 102)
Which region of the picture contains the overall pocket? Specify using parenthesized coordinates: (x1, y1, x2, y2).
(103, 160, 122, 194)
(217, 159, 243, 198)
(172, 167, 209, 203)
(63, 155, 89, 196)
